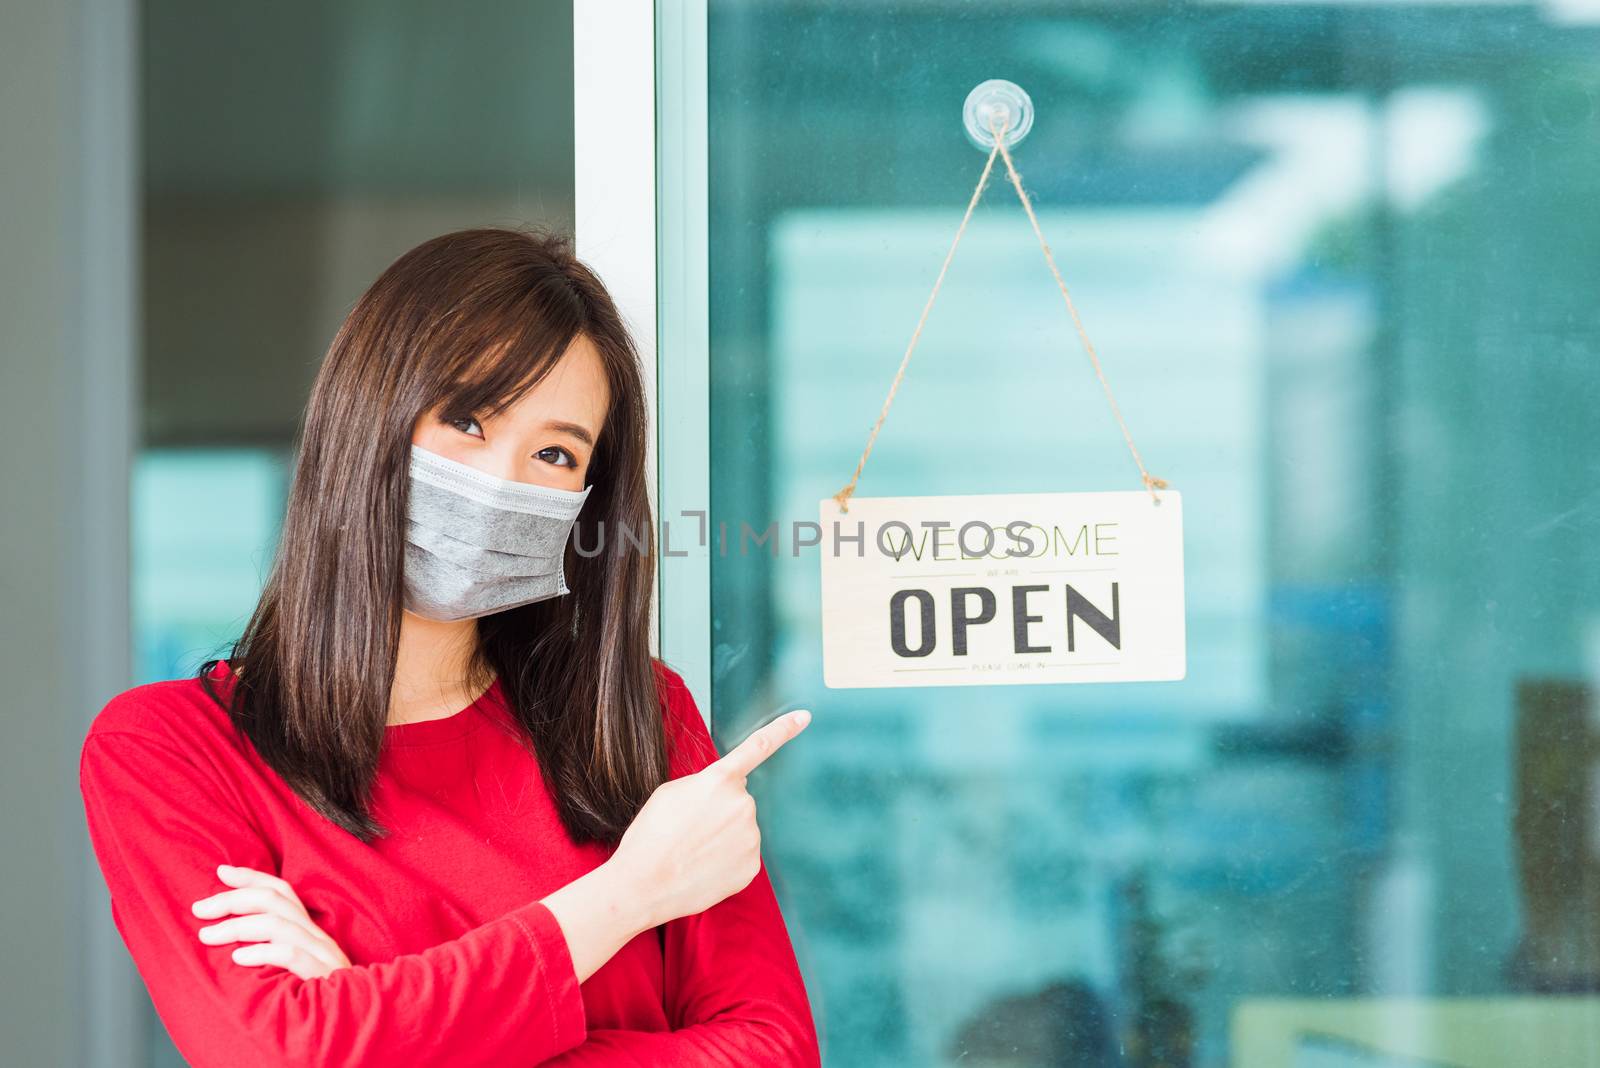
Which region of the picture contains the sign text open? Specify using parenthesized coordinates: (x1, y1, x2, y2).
(818, 491, 1186, 688)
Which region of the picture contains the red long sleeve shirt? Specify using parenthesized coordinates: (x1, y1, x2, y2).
(78, 657, 821, 1067)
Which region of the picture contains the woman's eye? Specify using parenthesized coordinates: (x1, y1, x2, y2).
(445, 414, 483, 438)
(536, 446, 576, 468)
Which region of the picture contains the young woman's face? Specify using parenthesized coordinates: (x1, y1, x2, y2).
(411, 333, 610, 493)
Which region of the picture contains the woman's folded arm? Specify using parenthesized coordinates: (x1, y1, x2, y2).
(80, 727, 588, 1067)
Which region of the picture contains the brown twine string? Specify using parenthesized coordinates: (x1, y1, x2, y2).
(990, 116, 1168, 503)
(831, 114, 1168, 513)
(828, 137, 1003, 513)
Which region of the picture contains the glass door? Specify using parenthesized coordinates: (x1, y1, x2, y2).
(639, 3, 1600, 1065)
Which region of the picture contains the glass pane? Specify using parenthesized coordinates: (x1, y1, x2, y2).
(699, 3, 1600, 1065)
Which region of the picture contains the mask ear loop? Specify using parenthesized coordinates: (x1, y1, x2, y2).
(830, 84, 1168, 513)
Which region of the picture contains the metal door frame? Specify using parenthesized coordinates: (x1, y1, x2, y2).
(574, 0, 713, 716)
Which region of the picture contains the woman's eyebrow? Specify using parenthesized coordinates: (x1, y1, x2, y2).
(544, 420, 596, 448)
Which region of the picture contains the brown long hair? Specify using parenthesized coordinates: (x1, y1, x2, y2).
(200, 226, 666, 846)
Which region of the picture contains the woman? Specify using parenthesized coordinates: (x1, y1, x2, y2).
(78, 227, 820, 1066)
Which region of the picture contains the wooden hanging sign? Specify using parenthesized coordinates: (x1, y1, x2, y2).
(818, 491, 1185, 688)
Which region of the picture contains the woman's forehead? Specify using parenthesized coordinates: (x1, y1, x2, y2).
(463, 336, 609, 438)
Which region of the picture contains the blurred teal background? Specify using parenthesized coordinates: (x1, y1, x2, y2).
(699, 3, 1600, 1066)
(132, 450, 287, 685)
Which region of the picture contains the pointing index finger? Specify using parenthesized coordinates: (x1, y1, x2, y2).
(712, 709, 812, 779)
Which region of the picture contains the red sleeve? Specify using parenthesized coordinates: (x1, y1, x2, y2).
(79, 727, 588, 1068)
(541, 663, 822, 1066)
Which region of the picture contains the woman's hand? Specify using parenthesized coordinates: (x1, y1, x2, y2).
(610, 708, 812, 929)
(191, 864, 352, 980)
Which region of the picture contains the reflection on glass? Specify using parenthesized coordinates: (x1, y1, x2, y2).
(706, 3, 1600, 1065)
(133, 449, 288, 684)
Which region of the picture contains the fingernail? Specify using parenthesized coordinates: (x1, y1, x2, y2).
(794, 709, 811, 727)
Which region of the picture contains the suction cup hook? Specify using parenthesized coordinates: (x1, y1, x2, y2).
(963, 79, 1033, 152)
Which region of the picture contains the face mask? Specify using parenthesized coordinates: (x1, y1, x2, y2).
(402, 443, 592, 622)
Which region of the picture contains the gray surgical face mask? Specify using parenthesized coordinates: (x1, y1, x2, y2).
(402, 443, 592, 622)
